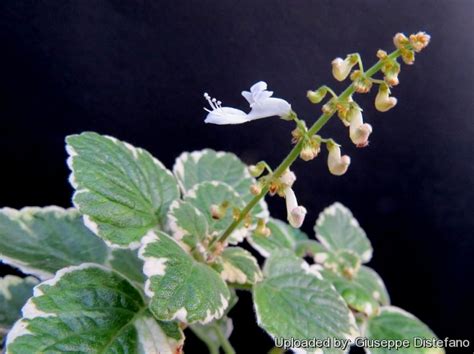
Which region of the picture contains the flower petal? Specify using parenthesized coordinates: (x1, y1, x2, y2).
(246, 97, 291, 120)
(204, 107, 249, 125)
(284, 187, 298, 213)
(241, 91, 254, 105)
(250, 81, 267, 93)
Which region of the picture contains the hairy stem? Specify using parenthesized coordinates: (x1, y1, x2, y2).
(217, 49, 401, 244)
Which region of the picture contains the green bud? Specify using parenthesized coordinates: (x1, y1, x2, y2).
(306, 87, 328, 104)
(249, 161, 266, 177)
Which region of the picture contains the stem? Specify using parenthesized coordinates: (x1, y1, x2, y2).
(321, 85, 338, 99)
(212, 323, 236, 354)
(355, 53, 364, 72)
(188, 326, 219, 354)
(217, 49, 401, 244)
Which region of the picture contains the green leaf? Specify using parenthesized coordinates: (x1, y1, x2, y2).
(219, 247, 262, 285)
(0, 276, 38, 339)
(0, 207, 108, 279)
(356, 266, 390, 306)
(320, 268, 379, 317)
(107, 249, 145, 285)
(248, 218, 308, 257)
(319, 249, 362, 279)
(139, 231, 230, 324)
(66, 132, 179, 248)
(253, 250, 358, 354)
(173, 149, 268, 220)
(184, 181, 246, 244)
(366, 306, 444, 354)
(294, 239, 327, 258)
(314, 202, 372, 262)
(167, 200, 209, 249)
(6, 264, 184, 354)
(0, 207, 144, 283)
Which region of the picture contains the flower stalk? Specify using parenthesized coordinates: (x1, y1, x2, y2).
(215, 48, 403, 245)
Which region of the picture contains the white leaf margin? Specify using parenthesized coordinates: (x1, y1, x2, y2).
(173, 149, 269, 221)
(0, 206, 77, 280)
(66, 135, 179, 250)
(5, 263, 184, 354)
(254, 258, 359, 354)
(138, 231, 229, 325)
(315, 202, 373, 263)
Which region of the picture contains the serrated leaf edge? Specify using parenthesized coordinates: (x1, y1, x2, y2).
(172, 149, 251, 194)
(0, 206, 81, 280)
(254, 256, 360, 353)
(172, 149, 269, 222)
(220, 248, 263, 284)
(138, 231, 230, 324)
(315, 202, 373, 262)
(6, 263, 184, 354)
(65, 133, 179, 250)
(167, 199, 207, 248)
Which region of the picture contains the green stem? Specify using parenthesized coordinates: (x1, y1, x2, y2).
(216, 49, 401, 244)
(212, 323, 236, 354)
(188, 326, 220, 354)
(321, 85, 338, 99)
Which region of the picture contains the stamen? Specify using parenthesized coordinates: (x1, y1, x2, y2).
(203, 92, 223, 111)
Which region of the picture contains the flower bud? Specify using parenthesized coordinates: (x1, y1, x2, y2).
(289, 206, 307, 229)
(409, 32, 431, 52)
(375, 84, 398, 112)
(249, 162, 265, 177)
(393, 33, 409, 49)
(284, 187, 307, 228)
(376, 49, 388, 59)
(255, 219, 271, 237)
(210, 204, 224, 220)
(348, 108, 373, 148)
(331, 56, 357, 82)
(327, 143, 351, 176)
(307, 87, 328, 104)
(250, 184, 262, 195)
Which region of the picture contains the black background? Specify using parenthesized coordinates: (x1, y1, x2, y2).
(0, 0, 473, 352)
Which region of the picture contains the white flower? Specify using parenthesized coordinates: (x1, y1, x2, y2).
(375, 85, 397, 112)
(327, 143, 351, 176)
(348, 108, 373, 148)
(204, 81, 291, 125)
(284, 186, 307, 228)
